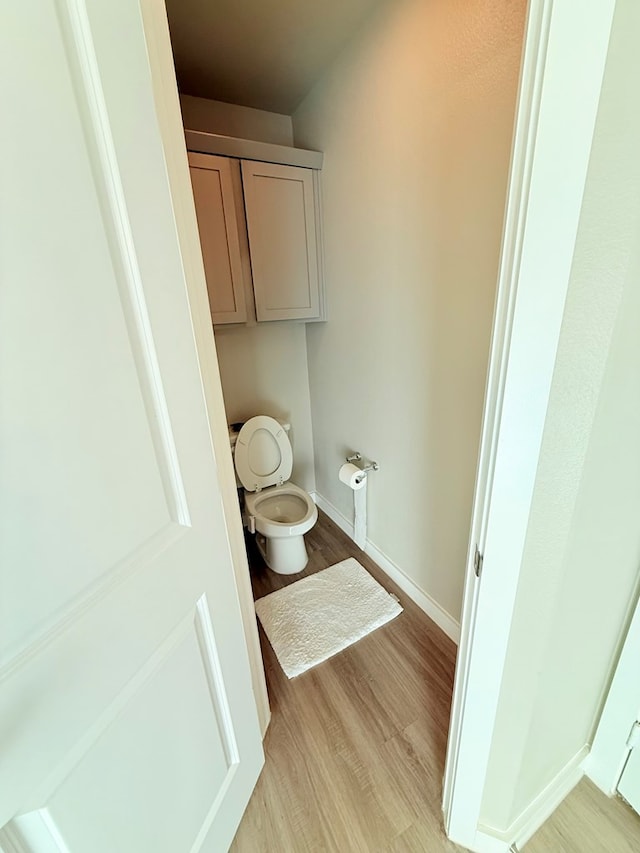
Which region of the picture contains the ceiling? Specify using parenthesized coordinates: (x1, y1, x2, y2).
(164, 0, 384, 115)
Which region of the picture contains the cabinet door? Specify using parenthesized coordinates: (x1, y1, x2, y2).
(188, 153, 247, 324)
(241, 161, 322, 321)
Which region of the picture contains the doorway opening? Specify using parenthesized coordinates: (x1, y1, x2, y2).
(161, 0, 527, 847)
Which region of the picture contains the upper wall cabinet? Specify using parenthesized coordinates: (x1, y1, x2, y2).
(241, 161, 322, 322)
(188, 152, 247, 324)
(187, 143, 326, 325)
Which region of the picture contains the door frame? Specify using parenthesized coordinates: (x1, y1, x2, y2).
(586, 590, 640, 795)
(139, 0, 271, 735)
(442, 1, 616, 850)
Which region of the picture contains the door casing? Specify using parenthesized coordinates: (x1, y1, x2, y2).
(442, 1, 617, 850)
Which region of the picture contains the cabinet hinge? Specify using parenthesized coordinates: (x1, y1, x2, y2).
(626, 720, 640, 750)
(474, 546, 483, 578)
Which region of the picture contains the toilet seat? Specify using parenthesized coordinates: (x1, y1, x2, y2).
(234, 415, 293, 492)
(244, 482, 317, 538)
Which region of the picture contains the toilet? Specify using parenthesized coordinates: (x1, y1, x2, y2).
(233, 415, 318, 575)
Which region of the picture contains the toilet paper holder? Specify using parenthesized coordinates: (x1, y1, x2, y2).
(346, 452, 379, 474)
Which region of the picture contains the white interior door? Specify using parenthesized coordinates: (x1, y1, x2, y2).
(0, 1, 263, 850)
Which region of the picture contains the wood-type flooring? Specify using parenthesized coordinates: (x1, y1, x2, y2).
(232, 510, 640, 852)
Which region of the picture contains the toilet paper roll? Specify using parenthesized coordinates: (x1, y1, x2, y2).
(339, 462, 367, 490)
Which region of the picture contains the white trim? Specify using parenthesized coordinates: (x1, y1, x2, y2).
(470, 831, 510, 853)
(479, 746, 588, 850)
(6, 811, 69, 853)
(184, 129, 323, 170)
(442, 0, 617, 848)
(461, 747, 588, 852)
(442, 0, 553, 827)
(365, 539, 460, 645)
(0, 824, 29, 853)
(313, 493, 460, 644)
(586, 591, 640, 795)
(313, 492, 351, 535)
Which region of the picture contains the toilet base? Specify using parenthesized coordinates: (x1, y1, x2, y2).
(255, 531, 309, 575)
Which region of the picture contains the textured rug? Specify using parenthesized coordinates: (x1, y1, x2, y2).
(254, 557, 403, 678)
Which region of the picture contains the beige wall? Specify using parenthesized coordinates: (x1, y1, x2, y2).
(180, 94, 315, 491)
(179, 94, 293, 145)
(214, 324, 316, 493)
(292, 0, 525, 621)
(481, 0, 640, 831)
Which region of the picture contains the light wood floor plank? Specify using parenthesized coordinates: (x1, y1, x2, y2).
(232, 510, 460, 852)
(232, 509, 640, 852)
(527, 777, 640, 853)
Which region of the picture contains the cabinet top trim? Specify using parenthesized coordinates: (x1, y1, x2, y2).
(184, 129, 323, 171)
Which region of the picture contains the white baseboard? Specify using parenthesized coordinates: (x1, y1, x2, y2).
(312, 491, 350, 535)
(313, 492, 460, 645)
(479, 745, 588, 850)
(471, 831, 511, 853)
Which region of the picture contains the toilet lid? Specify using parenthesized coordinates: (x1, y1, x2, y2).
(234, 416, 293, 491)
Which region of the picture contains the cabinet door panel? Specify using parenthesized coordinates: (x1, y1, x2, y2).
(189, 153, 247, 324)
(242, 161, 321, 321)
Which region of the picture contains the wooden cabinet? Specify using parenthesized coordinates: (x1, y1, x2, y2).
(188, 152, 325, 325)
(188, 152, 247, 324)
(241, 161, 322, 322)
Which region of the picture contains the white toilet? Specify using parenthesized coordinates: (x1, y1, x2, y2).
(233, 415, 318, 575)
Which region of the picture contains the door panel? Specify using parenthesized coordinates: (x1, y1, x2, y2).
(0, 0, 173, 659)
(12, 599, 238, 853)
(0, 0, 263, 848)
(188, 153, 248, 324)
(241, 161, 320, 321)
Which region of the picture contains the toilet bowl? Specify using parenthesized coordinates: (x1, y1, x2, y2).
(234, 415, 318, 574)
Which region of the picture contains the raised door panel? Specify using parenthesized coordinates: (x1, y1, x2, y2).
(241, 161, 321, 321)
(188, 153, 247, 324)
(9, 599, 239, 853)
(1, 34, 171, 659)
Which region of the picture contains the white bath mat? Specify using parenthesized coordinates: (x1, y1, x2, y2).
(254, 557, 403, 678)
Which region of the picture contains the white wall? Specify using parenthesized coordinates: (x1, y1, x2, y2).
(481, 0, 640, 831)
(292, 0, 526, 622)
(180, 95, 315, 492)
(179, 94, 293, 145)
